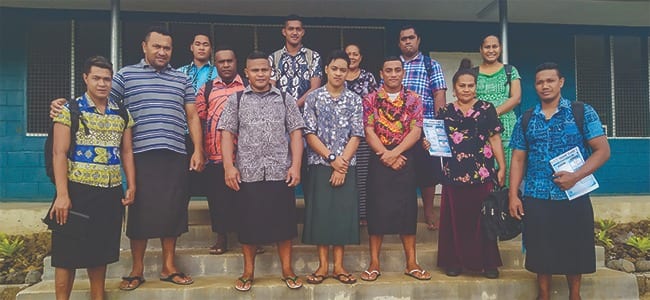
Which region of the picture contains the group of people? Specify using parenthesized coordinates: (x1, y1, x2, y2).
(47, 14, 610, 300)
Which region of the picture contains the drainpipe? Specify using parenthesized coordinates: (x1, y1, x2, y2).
(499, 0, 508, 64)
(110, 0, 120, 70)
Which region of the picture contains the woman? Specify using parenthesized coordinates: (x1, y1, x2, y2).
(475, 35, 521, 185)
(344, 43, 378, 227)
(49, 56, 136, 299)
(433, 58, 505, 279)
(302, 50, 364, 285)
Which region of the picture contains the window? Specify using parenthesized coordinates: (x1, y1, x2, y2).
(575, 35, 650, 137)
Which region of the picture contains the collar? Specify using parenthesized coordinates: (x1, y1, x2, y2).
(137, 58, 173, 71)
(187, 60, 214, 69)
(243, 85, 282, 96)
(533, 97, 570, 116)
(81, 93, 119, 110)
(400, 52, 423, 64)
(378, 85, 407, 99)
(214, 74, 244, 86)
(281, 45, 308, 56)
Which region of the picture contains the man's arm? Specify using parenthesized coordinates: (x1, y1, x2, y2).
(120, 128, 136, 206)
(433, 89, 446, 116)
(553, 136, 610, 190)
(185, 103, 205, 172)
(286, 129, 303, 187)
(51, 123, 72, 225)
(509, 149, 527, 219)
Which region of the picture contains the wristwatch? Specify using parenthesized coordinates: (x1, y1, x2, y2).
(326, 153, 337, 163)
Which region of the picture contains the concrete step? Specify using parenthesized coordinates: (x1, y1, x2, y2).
(119, 223, 442, 250)
(19, 268, 639, 300)
(188, 198, 442, 225)
(41, 242, 605, 281)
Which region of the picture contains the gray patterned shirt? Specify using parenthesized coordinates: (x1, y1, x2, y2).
(303, 86, 365, 166)
(217, 86, 305, 182)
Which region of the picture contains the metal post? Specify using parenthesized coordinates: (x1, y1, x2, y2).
(110, 0, 120, 70)
(498, 0, 508, 64)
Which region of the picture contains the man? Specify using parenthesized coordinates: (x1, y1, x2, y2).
(509, 63, 610, 300)
(218, 51, 305, 292)
(53, 26, 205, 290)
(398, 25, 448, 231)
(178, 33, 218, 92)
(195, 45, 263, 255)
(269, 14, 322, 108)
(361, 57, 431, 282)
(50, 56, 135, 300)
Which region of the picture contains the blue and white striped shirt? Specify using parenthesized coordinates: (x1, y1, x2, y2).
(111, 59, 196, 154)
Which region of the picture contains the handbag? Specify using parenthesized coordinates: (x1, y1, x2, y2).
(42, 205, 90, 239)
(481, 185, 522, 241)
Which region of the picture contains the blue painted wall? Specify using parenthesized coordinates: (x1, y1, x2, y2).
(0, 8, 648, 200)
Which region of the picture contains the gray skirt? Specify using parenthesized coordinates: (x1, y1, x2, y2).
(126, 150, 189, 239)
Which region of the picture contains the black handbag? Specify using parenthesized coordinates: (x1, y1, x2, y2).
(42, 205, 90, 239)
(481, 186, 522, 241)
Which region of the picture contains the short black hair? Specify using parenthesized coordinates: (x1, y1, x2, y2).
(325, 50, 350, 67)
(382, 56, 404, 68)
(83, 56, 113, 75)
(481, 34, 501, 47)
(214, 44, 236, 55)
(535, 62, 564, 79)
(144, 25, 171, 42)
(285, 14, 303, 26)
(247, 50, 268, 61)
(399, 24, 419, 38)
(192, 33, 212, 46)
(452, 58, 476, 85)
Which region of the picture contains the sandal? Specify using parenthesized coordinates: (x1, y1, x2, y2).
(360, 269, 381, 281)
(281, 276, 303, 289)
(404, 268, 432, 281)
(306, 273, 327, 284)
(119, 276, 145, 291)
(234, 277, 253, 292)
(333, 273, 357, 284)
(159, 272, 194, 285)
(209, 237, 228, 255)
(256, 246, 265, 254)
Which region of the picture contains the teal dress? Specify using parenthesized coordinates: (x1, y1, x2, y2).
(476, 65, 521, 186)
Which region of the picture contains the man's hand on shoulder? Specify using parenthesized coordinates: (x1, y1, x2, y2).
(50, 98, 68, 119)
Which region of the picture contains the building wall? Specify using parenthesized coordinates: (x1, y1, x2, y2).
(0, 8, 648, 200)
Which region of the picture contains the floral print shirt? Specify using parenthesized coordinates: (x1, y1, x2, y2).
(363, 86, 423, 147)
(345, 69, 378, 98)
(436, 100, 503, 185)
(303, 86, 365, 166)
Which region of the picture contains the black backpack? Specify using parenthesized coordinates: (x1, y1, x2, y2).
(481, 186, 522, 241)
(44, 99, 129, 183)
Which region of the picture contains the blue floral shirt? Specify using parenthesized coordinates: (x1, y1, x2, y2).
(177, 61, 218, 94)
(510, 97, 605, 200)
(303, 86, 365, 166)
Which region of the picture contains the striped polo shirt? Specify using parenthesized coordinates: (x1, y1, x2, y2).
(111, 59, 196, 154)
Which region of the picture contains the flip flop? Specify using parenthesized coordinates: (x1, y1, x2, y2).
(333, 273, 357, 284)
(306, 273, 327, 284)
(209, 243, 227, 255)
(159, 272, 194, 285)
(281, 276, 303, 289)
(256, 246, 266, 254)
(119, 276, 145, 291)
(360, 269, 381, 281)
(404, 268, 432, 280)
(234, 277, 253, 292)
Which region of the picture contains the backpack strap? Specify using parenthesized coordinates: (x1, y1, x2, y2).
(422, 55, 433, 81)
(67, 98, 88, 158)
(272, 50, 282, 81)
(114, 100, 130, 131)
(241, 77, 249, 87)
(305, 48, 314, 74)
(521, 107, 534, 149)
(203, 79, 213, 108)
(571, 101, 585, 138)
(504, 64, 513, 88)
(471, 66, 480, 78)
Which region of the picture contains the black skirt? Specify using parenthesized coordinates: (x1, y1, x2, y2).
(523, 195, 596, 275)
(51, 182, 124, 269)
(127, 150, 190, 239)
(366, 149, 418, 235)
(205, 163, 238, 233)
(236, 181, 298, 245)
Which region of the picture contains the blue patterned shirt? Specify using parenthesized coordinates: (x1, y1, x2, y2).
(269, 46, 323, 100)
(303, 86, 365, 166)
(401, 52, 447, 120)
(510, 97, 605, 200)
(177, 61, 218, 94)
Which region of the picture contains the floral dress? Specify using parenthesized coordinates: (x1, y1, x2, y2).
(436, 100, 503, 186)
